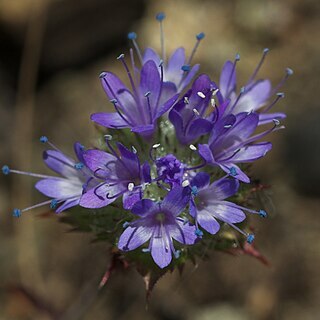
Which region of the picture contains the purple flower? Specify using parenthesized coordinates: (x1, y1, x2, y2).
(155, 154, 184, 187)
(118, 186, 197, 268)
(189, 172, 262, 241)
(80, 139, 151, 210)
(218, 50, 292, 125)
(91, 57, 179, 138)
(198, 112, 274, 183)
(169, 74, 216, 145)
(3, 138, 96, 215)
(143, 47, 200, 99)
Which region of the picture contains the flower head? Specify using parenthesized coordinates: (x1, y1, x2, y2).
(118, 186, 197, 268)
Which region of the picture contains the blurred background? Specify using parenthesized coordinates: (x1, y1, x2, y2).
(0, 0, 319, 319)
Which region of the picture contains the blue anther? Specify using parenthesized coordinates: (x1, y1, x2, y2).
(74, 162, 84, 170)
(259, 209, 267, 218)
(99, 71, 107, 78)
(12, 208, 21, 218)
(286, 68, 294, 75)
(156, 12, 166, 21)
(50, 199, 58, 209)
(191, 186, 198, 196)
(277, 92, 285, 98)
(247, 234, 255, 244)
(229, 167, 237, 176)
(174, 250, 181, 259)
(196, 32, 205, 40)
(235, 53, 241, 61)
(195, 228, 203, 238)
(142, 248, 150, 253)
(117, 53, 125, 60)
(127, 32, 137, 40)
(181, 65, 191, 72)
(263, 48, 270, 54)
(2, 165, 10, 175)
(122, 221, 130, 228)
(39, 136, 48, 143)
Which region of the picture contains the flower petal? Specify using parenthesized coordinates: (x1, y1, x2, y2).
(198, 144, 215, 163)
(90, 112, 129, 129)
(122, 189, 141, 210)
(131, 199, 157, 216)
(161, 186, 190, 216)
(219, 163, 250, 183)
(231, 142, 272, 162)
(35, 178, 82, 199)
(191, 172, 211, 190)
(43, 150, 75, 177)
(197, 210, 221, 234)
(179, 64, 200, 92)
(83, 150, 116, 176)
(118, 225, 153, 251)
(219, 60, 236, 99)
(211, 201, 246, 224)
(209, 177, 239, 200)
(151, 230, 172, 268)
(143, 47, 161, 65)
(258, 112, 286, 125)
(56, 198, 80, 213)
(170, 220, 197, 245)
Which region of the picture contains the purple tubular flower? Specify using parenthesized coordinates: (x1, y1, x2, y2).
(218, 50, 288, 124)
(91, 59, 179, 138)
(143, 47, 200, 98)
(169, 74, 215, 145)
(156, 154, 184, 187)
(189, 173, 258, 241)
(35, 143, 95, 213)
(4, 141, 96, 215)
(198, 112, 273, 183)
(79, 142, 151, 210)
(118, 186, 197, 268)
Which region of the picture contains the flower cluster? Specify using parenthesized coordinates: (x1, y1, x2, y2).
(2, 13, 291, 270)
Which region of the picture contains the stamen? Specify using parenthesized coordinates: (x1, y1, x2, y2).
(181, 65, 191, 72)
(142, 248, 150, 253)
(189, 144, 197, 151)
(13, 199, 55, 217)
(197, 91, 206, 99)
(128, 182, 134, 192)
(193, 108, 200, 116)
(50, 199, 58, 209)
(174, 250, 181, 259)
(247, 48, 269, 84)
(2, 165, 53, 179)
(187, 32, 205, 65)
(123, 221, 130, 228)
(184, 96, 190, 104)
(39, 136, 65, 155)
(211, 98, 216, 107)
(74, 162, 84, 170)
(2, 165, 10, 175)
(224, 124, 233, 129)
(117, 53, 138, 97)
(182, 180, 190, 187)
(127, 32, 143, 64)
(144, 91, 153, 122)
(191, 186, 198, 196)
(271, 68, 294, 95)
(211, 88, 219, 96)
(229, 86, 245, 114)
(229, 167, 237, 176)
(225, 53, 240, 97)
(195, 228, 203, 238)
(131, 146, 137, 154)
(259, 209, 267, 218)
(263, 92, 285, 113)
(156, 12, 166, 63)
(247, 234, 255, 244)
(153, 143, 161, 149)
